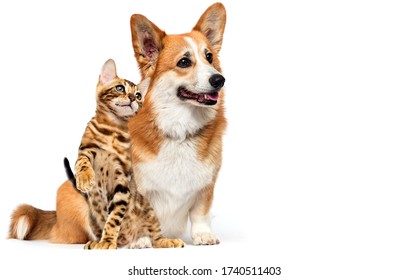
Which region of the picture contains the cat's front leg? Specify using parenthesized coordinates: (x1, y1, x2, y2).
(95, 181, 130, 250)
(75, 155, 95, 193)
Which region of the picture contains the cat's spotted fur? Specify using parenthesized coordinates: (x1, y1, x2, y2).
(66, 59, 184, 249)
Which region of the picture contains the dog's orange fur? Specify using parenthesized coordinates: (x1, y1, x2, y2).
(9, 2, 226, 244)
(9, 181, 90, 243)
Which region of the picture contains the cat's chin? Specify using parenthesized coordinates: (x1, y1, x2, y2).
(114, 102, 139, 118)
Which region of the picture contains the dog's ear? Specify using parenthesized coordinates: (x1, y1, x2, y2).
(192, 2, 226, 53)
(130, 14, 166, 78)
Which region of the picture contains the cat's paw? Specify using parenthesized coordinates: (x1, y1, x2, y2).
(76, 170, 95, 193)
(84, 240, 117, 249)
(154, 238, 185, 248)
(129, 236, 152, 249)
(192, 232, 220, 245)
(84, 240, 98, 249)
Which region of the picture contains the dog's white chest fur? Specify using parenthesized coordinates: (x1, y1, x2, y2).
(135, 138, 215, 237)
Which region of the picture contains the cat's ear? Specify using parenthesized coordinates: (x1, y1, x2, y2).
(192, 3, 226, 53)
(137, 77, 151, 98)
(99, 59, 118, 85)
(130, 14, 166, 78)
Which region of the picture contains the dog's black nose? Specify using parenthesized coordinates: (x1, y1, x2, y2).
(209, 74, 225, 90)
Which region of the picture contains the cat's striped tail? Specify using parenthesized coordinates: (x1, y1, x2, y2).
(8, 204, 56, 240)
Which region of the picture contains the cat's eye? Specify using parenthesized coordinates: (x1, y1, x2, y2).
(206, 52, 213, 63)
(177, 57, 192, 68)
(115, 85, 125, 92)
(135, 91, 142, 101)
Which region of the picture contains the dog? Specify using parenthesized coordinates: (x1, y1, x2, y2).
(9, 2, 227, 246)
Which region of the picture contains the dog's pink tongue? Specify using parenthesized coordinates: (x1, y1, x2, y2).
(207, 92, 219, 101)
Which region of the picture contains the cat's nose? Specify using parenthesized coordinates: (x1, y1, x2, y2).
(129, 95, 136, 102)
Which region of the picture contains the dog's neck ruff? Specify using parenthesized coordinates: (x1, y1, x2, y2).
(149, 81, 218, 141)
(157, 101, 217, 141)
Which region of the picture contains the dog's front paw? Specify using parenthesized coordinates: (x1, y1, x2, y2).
(192, 232, 220, 245)
(76, 170, 95, 193)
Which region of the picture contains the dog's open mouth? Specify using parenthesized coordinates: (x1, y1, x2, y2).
(177, 87, 219, 106)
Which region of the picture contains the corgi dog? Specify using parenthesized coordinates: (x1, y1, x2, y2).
(129, 2, 227, 245)
(8, 2, 226, 246)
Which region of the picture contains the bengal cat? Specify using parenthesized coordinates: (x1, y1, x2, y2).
(64, 59, 184, 249)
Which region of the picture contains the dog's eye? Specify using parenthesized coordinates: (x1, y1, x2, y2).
(206, 53, 213, 63)
(115, 85, 125, 92)
(135, 91, 142, 101)
(177, 58, 192, 68)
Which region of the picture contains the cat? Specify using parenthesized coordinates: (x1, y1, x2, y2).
(64, 59, 184, 249)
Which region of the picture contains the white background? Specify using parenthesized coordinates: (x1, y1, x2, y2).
(0, 0, 408, 279)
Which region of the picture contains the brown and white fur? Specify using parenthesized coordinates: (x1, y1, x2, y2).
(129, 2, 227, 245)
(9, 2, 227, 246)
